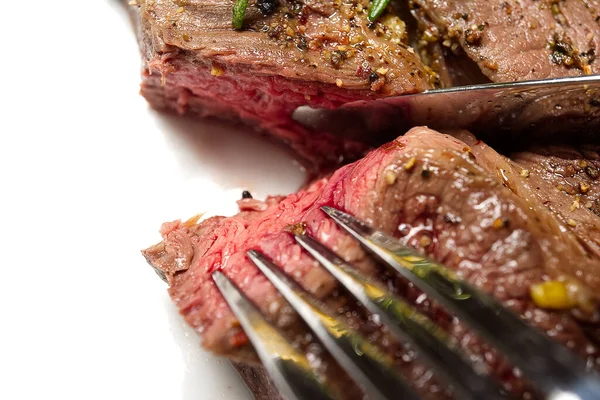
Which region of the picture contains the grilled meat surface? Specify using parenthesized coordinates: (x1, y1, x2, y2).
(144, 127, 600, 399)
(128, 0, 600, 173)
(412, 0, 600, 82)
(130, 0, 434, 173)
(129, 0, 600, 396)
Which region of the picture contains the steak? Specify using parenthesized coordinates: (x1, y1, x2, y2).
(411, 0, 600, 82)
(144, 127, 600, 399)
(127, 0, 600, 175)
(128, 0, 433, 173)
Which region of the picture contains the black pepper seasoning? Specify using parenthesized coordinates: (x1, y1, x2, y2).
(256, 0, 278, 15)
(369, 71, 379, 83)
(242, 190, 253, 199)
(296, 36, 308, 51)
(585, 165, 599, 180)
(589, 98, 600, 107)
(330, 50, 345, 68)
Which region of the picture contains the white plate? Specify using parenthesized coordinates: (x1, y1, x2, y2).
(0, 1, 305, 399)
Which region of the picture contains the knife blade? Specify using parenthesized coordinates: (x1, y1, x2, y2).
(292, 75, 600, 143)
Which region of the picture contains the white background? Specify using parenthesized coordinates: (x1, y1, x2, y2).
(0, 1, 306, 398)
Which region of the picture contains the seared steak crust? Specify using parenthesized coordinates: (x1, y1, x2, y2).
(129, 0, 434, 172)
(127, 0, 600, 175)
(144, 127, 600, 398)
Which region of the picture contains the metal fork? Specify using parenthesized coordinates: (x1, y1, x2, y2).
(212, 206, 600, 400)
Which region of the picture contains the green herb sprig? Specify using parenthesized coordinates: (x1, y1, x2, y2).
(231, 0, 391, 29)
(368, 0, 391, 21)
(232, 0, 249, 30)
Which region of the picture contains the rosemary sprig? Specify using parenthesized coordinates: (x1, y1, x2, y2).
(368, 0, 391, 21)
(232, 0, 249, 30)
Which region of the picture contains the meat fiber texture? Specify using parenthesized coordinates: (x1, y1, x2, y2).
(130, 0, 433, 174)
(144, 127, 600, 399)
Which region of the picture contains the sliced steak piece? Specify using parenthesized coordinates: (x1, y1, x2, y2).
(128, 0, 433, 173)
(144, 127, 600, 398)
(412, 0, 600, 81)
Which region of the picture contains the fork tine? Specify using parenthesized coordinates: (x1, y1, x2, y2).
(212, 271, 335, 400)
(294, 233, 508, 400)
(322, 206, 600, 399)
(246, 250, 420, 400)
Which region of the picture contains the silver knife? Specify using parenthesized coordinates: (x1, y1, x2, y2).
(293, 75, 600, 143)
